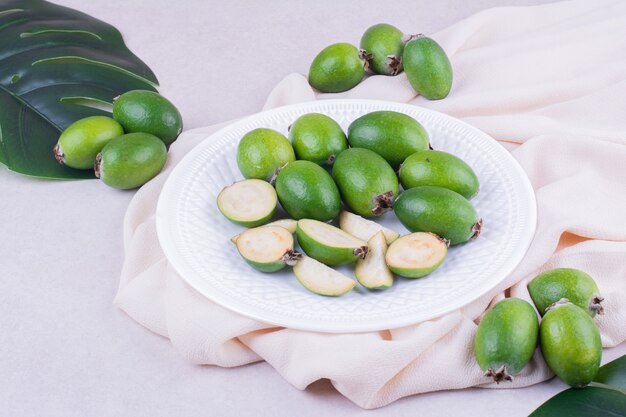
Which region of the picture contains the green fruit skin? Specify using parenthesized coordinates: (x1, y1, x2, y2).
(404, 36, 453, 100)
(540, 303, 602, 387)
(56, 116, 124, 169)
(309, 43, 365, 93)
(237, 128, 296, 181)
(528, 268, 601, 317)
(289, 113, 348, 166)
(347, 111, 430, 169)
(399, 150, 479, 199)
(394, 186, 479, 245)
(112, 90, 183, 145)
(387, 261, 443, 279)
(97, 133, 167, 189)
(224, 208, 276, 228)
(474, 298, 539, 377)
(360, 23, 404, 76)
(296, 225, 361, 266)
(332, 148, 399, 218)
(241, 257, 287, 273)
(275, 161, 341, 221)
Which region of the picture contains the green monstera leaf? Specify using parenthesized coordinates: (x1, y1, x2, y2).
(0, 0, 159, 179)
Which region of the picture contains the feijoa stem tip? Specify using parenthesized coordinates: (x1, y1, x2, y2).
(359, 49, 373, 70)
(590, 295, 605, 315)
(372, 191, 395, 216)
(485, 365, 513, 384)
(353, 245, 369, 259)
(281, 250, 303, 266)
(53, 144, 64, 164)
(94, 153, 102, 178)
(386, 55, 402, 76)
(471, 218, 483, 240)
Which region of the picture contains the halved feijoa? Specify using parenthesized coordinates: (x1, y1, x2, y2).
(356, 231, 393, 290)
(385, 232, 447, 278)
(236, 226, 301, 272)
(339, 211, 399, 244)
(230, 218, 297, 244)
(217, 179, 277, 227)
(296, 219, 368, 266)
(293, 256, 356, 296)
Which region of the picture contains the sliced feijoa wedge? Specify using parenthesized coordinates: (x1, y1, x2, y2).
(230, 218, 298, 244)
(296, 219, 368, 266)
(236, 226, 301, 272)
(355, 231, 394, 290)
(217, 179, 277, 227)
(339, 211, 399, 244)
(293, 256, 356, 296)
(385, 232, 448, 278)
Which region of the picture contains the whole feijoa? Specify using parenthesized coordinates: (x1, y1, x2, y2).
(403, 35, 453, 100)
(529, 268, 603, 317)
(113, 90, 183, 145)
(540, 300, 602, 387)
(394, 186, 482, 245)
(289, 113, 347, 166)
(474, 298, 539, 383)
(237, 128, 296, 181)
(332, 148, 399, 217)
(347, 111, 430, 169)
(275, 160, 341, 222)
(309, 43, 366, 93)
(95, 132, 167, 189)
(360, 23, 405, 76)
(399, 150, 479, 199)
(54, 116, 124, 169)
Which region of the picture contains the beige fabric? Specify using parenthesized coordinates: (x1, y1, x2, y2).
(116, 0, 626, 409)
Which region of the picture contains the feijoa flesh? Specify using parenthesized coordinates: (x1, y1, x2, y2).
(474, 298, 539, 383)
(230, 219, 297, 244)
(339, 211, 399, 244)
(360, 23, 405, 76)
(394, 186, 482, 245)
(356, 231, 394, 290)
(293, 256, 356, 296)
(217, 179, 277, 227)
(275, 160, 341, 222)
(236, 226, 302, 272)
(289, 113, 347, 166)
(385, 232, 447, 278)
(296, 219, 368, 266)
(332, 148, 399, 217)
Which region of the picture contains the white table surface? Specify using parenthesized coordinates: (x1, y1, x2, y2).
(2, 1, 624, 416)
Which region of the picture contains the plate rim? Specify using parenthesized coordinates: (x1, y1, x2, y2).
(156, 99, 537, 333)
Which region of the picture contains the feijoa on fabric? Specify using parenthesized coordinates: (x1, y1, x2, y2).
(360, 23, 405, 76)
(403, 35, 453, 100)
(308, 43, 367, 93)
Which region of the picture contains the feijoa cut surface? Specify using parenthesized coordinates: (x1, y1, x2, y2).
(474, 298, 539, 383)
(399, 150, 479, 199)
(528, 268, 603, 317)
(275, 160, 341, 221)
(236, 226, 301, 273)
(217, 179, 277, 227)
(237, 128, 295, 181)
(230, 219, 298, 244)
(296, 219, 368, 266)
(289, 113, 347, 166)
(394, 186, 481, 245)
(347, 111, 430, 169)
(540, 300, 602, 387)
(356, 231, 394, 290)
(309, 43, 366, 93)
(360, 23, 405, 76)
(95, 132, 167, 190)
(385, 232, 447, 278)
(339, 211, 399, 244)
(293, 256, 356, 296)
(403, 36, 453, 100)
(332, 148, 399, 217)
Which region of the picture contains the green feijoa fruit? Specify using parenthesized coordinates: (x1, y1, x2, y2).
(217, 179, 277, 227)
(339, 211, 399, 244)
(275, 161, 341, 222)
(296, 219, 368, 266)
(474, 298, 539, 383)
(309, 43, 366, 93)
(360, 23, 405, 76)
(347, 111, 429, 169)
(355, 231, 393, 290)
(289, 113, 348, 166)
(540, 300, 602, 387)
(404, 36, 453, 100)
(385, 232, 447, 278)
(399, 150, 479, 199)
(230, 219, 297, 244)
(293, 256, 356, 296)
(54, 116, 124, 169)
(95, 133, 167, 190)
(332, 148, 399, 217)
(394, 186, 482, 245)
(236, 226, 302, 273)
(237, 128, 296, 181)
(528, 268, 603, 317)
(112, 90, 183, 145)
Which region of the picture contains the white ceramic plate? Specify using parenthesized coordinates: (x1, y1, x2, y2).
(156, 99, 536, 333)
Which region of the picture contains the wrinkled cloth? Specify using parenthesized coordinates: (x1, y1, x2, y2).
(116, 0, 626, 409)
